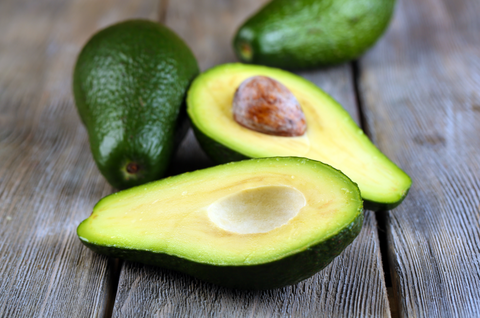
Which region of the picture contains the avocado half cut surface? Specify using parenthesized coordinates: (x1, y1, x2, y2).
(77, 157, 363, 290)
(187, 64, 411, 211)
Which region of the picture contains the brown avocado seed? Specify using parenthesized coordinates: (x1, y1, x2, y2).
(232, 76, 307, 137)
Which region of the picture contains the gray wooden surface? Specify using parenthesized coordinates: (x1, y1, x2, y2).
(358, 0, 480, 316)
(1, 0, 479, 317)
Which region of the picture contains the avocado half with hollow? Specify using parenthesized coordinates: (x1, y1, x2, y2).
(187, 63, 411, 211)
(77, 157, 363, 290)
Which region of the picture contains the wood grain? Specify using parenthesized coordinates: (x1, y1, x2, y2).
(112, 1, 390, 317)
(0, 0, 158, 316)
(358, 0, 480, 316)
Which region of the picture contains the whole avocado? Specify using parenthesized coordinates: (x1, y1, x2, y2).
(73, 20, 199, 189)
(233, 0, 396, 69)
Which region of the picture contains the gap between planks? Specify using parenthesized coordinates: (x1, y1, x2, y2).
(351, 59, 399, 318)
(102, 1, 171, 316)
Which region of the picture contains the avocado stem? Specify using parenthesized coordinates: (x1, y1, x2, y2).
(239, 42, 253, 62)
(126, 162, 141, 174)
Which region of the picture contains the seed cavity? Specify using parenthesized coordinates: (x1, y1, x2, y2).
(207, 185, 306, 234)
(232, 76, 307, 137)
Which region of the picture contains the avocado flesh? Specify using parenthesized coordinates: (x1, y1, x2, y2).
(187, 64, 411, 211)
(77, 157, 363, 289)
(233, 0, 396, 69)
(73, 20, 199, 189)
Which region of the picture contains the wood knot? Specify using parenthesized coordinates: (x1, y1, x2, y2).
(413, 133, 446, 147)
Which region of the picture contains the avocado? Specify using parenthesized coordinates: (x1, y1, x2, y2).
(233, 0, 395, 69)
(73, 20, 199, 189)
(77, 157, 363, 290)
(187, 64, 411, 211)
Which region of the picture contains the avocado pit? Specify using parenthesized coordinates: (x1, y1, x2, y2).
(207, 185, 306, 234)
(232, 76, 307, 137)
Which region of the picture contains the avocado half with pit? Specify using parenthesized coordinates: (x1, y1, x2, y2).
(187, 63, 411, 211)
(77, 157, 363, 290)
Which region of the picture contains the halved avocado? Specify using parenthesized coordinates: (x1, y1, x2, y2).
(187, 63, 411, 211)
(77, 157, 363, 290)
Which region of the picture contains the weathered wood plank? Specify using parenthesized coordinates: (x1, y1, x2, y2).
(112, 1, 390, 317)
(0, 0, 158, 316)
(358, 0, 480, 316)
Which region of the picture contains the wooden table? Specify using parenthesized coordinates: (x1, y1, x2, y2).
(1, 0, 479, 317)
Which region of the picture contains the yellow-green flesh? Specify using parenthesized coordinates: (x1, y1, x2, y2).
(187, 64, 411, 206)
(77, 158, 362, 265)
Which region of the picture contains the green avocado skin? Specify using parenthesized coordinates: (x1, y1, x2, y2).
(192, 124, 249, 163)
(233, 0, 395, 69)
(73, 20, 199, 189)
(79, 210, 363, 290)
